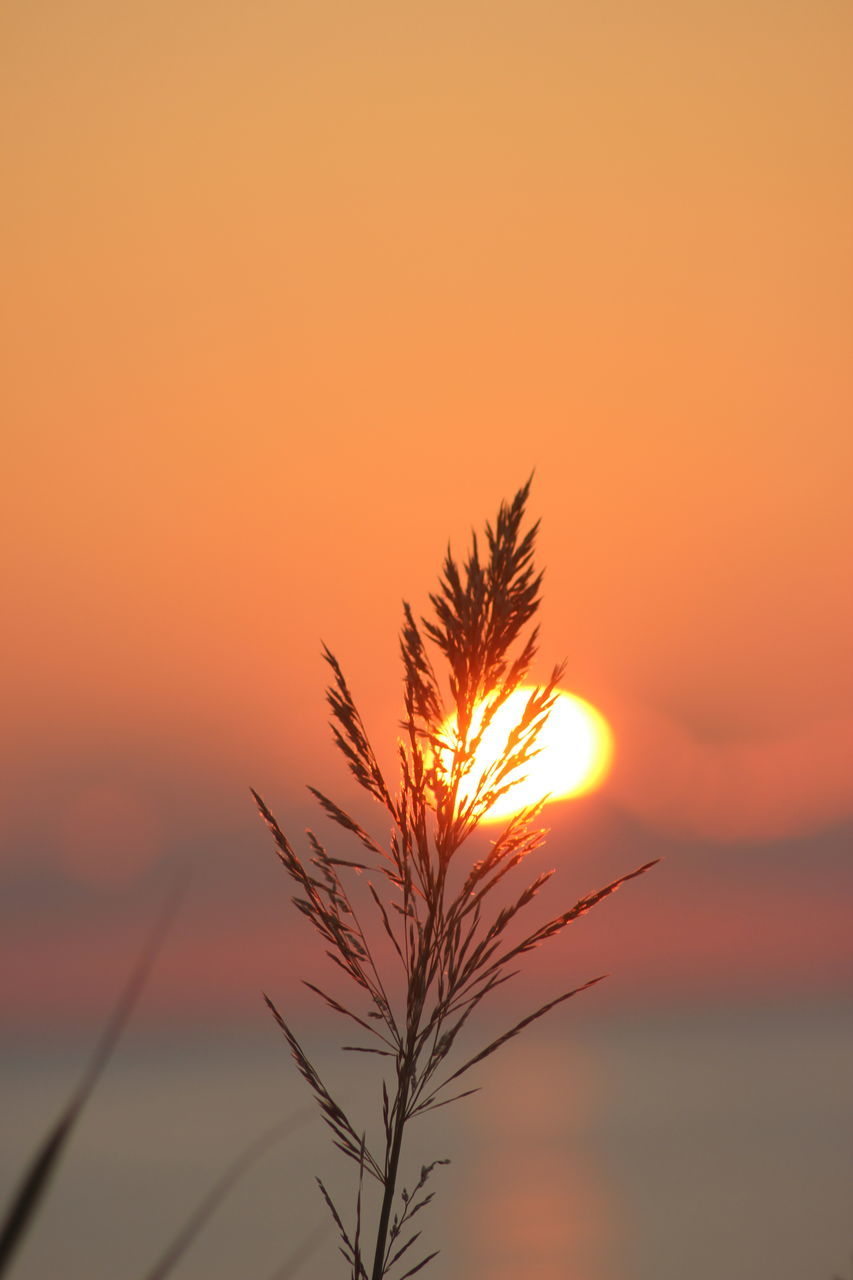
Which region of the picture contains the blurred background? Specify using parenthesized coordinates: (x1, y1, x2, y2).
(2, 1, 851, 1277)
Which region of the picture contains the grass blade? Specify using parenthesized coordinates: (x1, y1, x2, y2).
(264, 1220, 329, 1279)
(0, 874, 186, 1277)
(140, 1111, 312, 1280)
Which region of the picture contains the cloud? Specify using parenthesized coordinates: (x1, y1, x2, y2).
(606, 701, 853, 843)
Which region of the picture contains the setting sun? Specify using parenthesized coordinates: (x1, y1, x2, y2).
(440, 686, 613, 823)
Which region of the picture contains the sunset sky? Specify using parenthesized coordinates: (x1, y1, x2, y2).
(2, 0, 852, 1028)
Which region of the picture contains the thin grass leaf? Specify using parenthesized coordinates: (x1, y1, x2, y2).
(410, 1087, 480, 1117)
(385, 1229, 423, 1272)
(302, 982, 397, 1049)
(0, 874, 186, 1277)
(397, 1249, 440, 1279)
(307, 787, 388, 862)
(352, 1135, 369, 1280)
(264, 1220, 329, 1280)
(436, 978, 605, 1093)
(316, 1178, 355, 1261)
(265, 996, 383, 1182)
(322, 646, 395, 813)
(368, 882, 406, 966)
(342, 1046, 395, 1057)
(140, 1112, 311, 1280)
(473, 859, 660, 984)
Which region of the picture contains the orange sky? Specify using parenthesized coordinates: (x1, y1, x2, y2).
(2, 0, 852, 1022)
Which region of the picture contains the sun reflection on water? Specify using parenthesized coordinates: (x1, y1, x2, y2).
(441, 1035, 618, 1280)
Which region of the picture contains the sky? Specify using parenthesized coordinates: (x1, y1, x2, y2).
(2, 0, 852, 1029)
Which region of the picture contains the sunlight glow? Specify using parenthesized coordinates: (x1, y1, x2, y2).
(440, 687, 613, 824)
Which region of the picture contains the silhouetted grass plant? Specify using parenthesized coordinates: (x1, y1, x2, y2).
(255, 480, 657, 1280)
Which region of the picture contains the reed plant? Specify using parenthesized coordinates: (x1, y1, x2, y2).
(255, 479, 657, 1280)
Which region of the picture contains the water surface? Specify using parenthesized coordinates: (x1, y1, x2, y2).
(2, 1002, 850, 1280)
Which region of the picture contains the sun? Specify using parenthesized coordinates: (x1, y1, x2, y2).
(439, 686, 613, 823)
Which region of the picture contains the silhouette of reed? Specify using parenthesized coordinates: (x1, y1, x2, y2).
(255, 479, 658, 1280)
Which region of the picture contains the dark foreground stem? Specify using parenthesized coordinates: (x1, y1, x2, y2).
(369, 1072, 410, 1280)
(371, 896, 439, 1280)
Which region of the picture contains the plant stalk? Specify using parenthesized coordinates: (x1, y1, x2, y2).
(370, 874, 446, 1280)
(369, 1071, 410, 1280)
